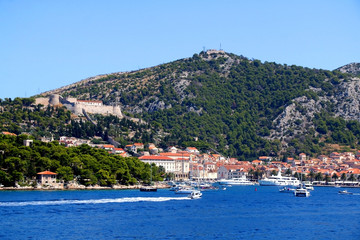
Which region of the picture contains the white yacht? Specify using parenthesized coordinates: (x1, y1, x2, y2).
(218, 176, 254, 185)
(258, 171, 301, 187)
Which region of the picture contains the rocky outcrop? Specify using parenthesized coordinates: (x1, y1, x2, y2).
(268, 76, 360, 142)
(336, 63, 360, 76)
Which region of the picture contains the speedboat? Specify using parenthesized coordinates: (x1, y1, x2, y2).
(279, 187, 295, 193)
(188, 190, 202, 199)
(218, 176, 254, 185)
(294, 187, 310, 197)
(338, 190, 353, 195)
(259, 171, 300, 187)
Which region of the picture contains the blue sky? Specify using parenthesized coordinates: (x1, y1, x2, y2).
(1, 0, 359, 99)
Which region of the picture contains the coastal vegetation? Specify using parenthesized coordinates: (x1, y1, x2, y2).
(0, 134, 164, 187)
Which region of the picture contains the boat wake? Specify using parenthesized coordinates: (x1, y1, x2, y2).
(0, 196, 191, 207)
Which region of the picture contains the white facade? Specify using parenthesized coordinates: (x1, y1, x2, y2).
(139, 156, 176, 173)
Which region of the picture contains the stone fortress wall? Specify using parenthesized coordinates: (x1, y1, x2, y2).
(35, 94, 123, 118)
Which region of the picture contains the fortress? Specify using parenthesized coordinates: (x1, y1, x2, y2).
(35, 94, 123, 118)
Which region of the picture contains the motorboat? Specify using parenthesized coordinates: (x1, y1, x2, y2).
(169, 185, 183, 191)
(303, 181, 314, 190)
(188, 190, 202, 199)
(140, 186, 157, 192)
(199, 185, 219, 191)
(175, 187, 195, 194)
(218, 176, 254, 186)
(259, 171, 300, 187)
(338, 190, 353, 195)
(279, 187, 295, 193)
(294, 187, 310, 197)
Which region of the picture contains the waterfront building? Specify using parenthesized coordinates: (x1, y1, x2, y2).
(37, 171, 58, 187)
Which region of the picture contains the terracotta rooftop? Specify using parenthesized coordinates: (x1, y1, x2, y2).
(37, 171, 57, 175)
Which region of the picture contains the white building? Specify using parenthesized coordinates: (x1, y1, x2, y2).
(217, 165, 247, 179)
(138, 156, 176, 173)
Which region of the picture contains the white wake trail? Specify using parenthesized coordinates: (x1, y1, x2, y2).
(0, 196, 191, 207)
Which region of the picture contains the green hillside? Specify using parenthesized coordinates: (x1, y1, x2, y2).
(3, 51, 360, 160)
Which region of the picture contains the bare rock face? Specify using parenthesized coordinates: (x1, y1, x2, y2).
(336, 63, 360, 76)
(269, 96, 323, 140)
(268, 76, 360, 142)
(148, 100, 166, 113)
(334, 78, 360, 120)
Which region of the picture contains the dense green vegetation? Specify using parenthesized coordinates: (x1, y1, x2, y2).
(0, 134, 163, 187)
(3, 51, 359, 161)
(0, 97, 158, 146)
(37, 51, 357, 160)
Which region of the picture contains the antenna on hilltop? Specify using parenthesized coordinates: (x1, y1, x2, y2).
(220, 43, 222, 50)
(203, 46, 205, 52)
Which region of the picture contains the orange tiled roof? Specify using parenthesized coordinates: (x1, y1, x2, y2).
(2, 131, 17, 136)
(139, 156, 173, 160)
(103, 145, 115, 148)
(37, 171, 57, 175)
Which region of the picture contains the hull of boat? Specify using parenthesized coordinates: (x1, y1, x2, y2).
(140, 187, 157, 192)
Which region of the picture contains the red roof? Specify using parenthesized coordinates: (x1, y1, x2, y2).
(160, 152, 191, 157)
(2, 131, 17, 136)
(139, 156, 173, 160)
(103, 145, 115, 148)
(37, 171, 57, 175)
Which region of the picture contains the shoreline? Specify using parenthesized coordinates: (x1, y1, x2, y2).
(0, 183, 171, 191)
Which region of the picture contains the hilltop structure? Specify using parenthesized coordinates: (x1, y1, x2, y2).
(35, 94, 123, 118)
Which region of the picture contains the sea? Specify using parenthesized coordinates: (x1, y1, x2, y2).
(0, 186, 359, 240)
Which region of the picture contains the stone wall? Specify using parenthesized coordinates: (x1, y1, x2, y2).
(35, 94, 123, 118)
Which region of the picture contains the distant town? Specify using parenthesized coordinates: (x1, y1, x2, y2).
(3, 132, 356, 189)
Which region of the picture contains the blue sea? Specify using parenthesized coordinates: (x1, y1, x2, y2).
(0, 186, 359, 240)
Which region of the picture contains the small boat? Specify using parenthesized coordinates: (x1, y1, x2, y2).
(140, 186, 157, 192)
(199, 185, 219, 191)
(294, 187, 310, 197)
(169, 185, 183, 191)
(338, 190, 353, 195)
(175, 187, 195, 194)
(303, 181, 314, 191)
(279, 187, 295, 193)
(218, 176, 254, 186)
(188, 190, 202, 199)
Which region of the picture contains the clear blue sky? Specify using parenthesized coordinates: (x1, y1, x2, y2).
(1, 0, 359, 99)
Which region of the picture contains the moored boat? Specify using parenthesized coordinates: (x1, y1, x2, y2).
(279, 187, 295, 193)
(294, 187, 310, 197)
(140, 186, 157, 192)
(218, 176, 254, 186)
(303, 181, 314, 190)
(259, 171, 300, 187)
(175, 187, 195, 194)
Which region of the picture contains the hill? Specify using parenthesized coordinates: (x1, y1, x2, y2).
(4, 50, 360, 160)
(336, 63, 360, 77)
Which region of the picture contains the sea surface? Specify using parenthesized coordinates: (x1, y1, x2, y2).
(0, 186, 359, 240)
